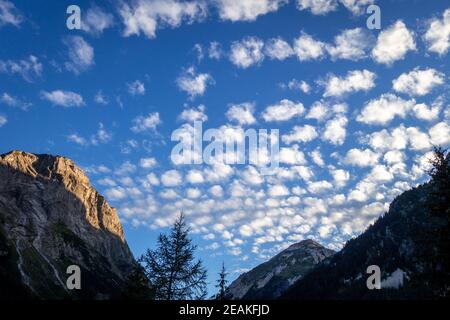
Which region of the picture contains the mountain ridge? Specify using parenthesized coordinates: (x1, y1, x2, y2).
(0, 150, 136, 299)
(226, 238, 335, 299)
(281, 161, 449, 299)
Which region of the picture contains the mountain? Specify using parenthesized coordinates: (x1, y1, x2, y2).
(282, 153, 450, 299)
(226, 239, 334, 299)
(0, 151, 137, 299)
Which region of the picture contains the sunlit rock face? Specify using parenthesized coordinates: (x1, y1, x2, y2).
(0, 151, 135, 299)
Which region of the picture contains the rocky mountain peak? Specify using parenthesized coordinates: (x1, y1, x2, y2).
(0, 150, 135, 299)
(0, 150, 125, 242)
(285, 239, 323, 251)
(226, 238, 334, 300)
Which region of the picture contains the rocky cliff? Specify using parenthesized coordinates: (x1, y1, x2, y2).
(226, 239, 334, 299)
(0, 151, 136, 299)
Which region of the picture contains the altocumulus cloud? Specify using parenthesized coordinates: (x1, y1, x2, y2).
(131, 112, 161, 133)
(372, 20, 416, 65)
(0, 0, 23, 27)
(176, 67, 213, 98)
(63, 36, 95, 74)
(0, 55, 43, 82)
(392, 68, 445, 97)
(41, 90, 85, 107)
(118, 0, 207, 39)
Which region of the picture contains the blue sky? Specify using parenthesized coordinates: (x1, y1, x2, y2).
(1, 0, 450, 295)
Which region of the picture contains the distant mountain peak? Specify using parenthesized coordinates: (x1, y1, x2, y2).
(226, 238, 334, 300)
(285, 239, 323, 251)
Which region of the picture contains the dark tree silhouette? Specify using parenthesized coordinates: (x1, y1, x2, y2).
(426, 147, 450, 297)
(122, 263, 155, 300)
(427, 147, 450, 214)
(140, 213, 207, 300)
(215, 262, 228, 300)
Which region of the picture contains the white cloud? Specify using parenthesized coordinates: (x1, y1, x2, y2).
(186, 170, 205, 184)
(128, 80, 146, 96)
(176, 67, 213, 98)
(264, 37, 294, 60)
(160, 189, 178, 199)
(357, 93, 416, 125)
(216, 0, 286, 22)
(116, 162, 137, 176)
(209, 185, 224, 197)
(281, 79, 311, 93)
(0, 114, 7, 127)
(367, 165, 394, 183)
(131, 112, 161, 132)
(41, 90, 84, 107)
(331, 169, 350, 187)
(91, 123, 112, 145)
(144, 172, 160, 186)
(118, 0, 206, 39)
(424, 8, 450, 56)
(296, 0, 337, 15)
(226, 102, 256, 125)
(318, 224, 335, 239)
(383, 150, 405, 164)
(161, 169, 183, 187)
(240, 166, 264, 185)
(305, 100, 328, 121)
(193, 43, 204, 62)
(310, 149, 325, 166)
(293, 32, 326, 61)
(208, 41, 222, 59)
(368, 125, 434, 152)
(179, 105, 208, 122)
(105, 186, 127, 201)
(239, 225, 253, 237)
(327, 28, 372, 60)
(307, 180, 333, 193)
(261, 99, 305, 122)
(368, 126, 408, 151)
(229, 36, 264, 68)
(413, 103, 441, 121)
(372, 20, 416, 65)
(344, 148, 379, 167)
(94, 91, 108, 105)
(322, 115, 347, 145)
(407, 127, 431, 151)
(268, 184, 290, 197)
(120, 139, 139, 154)
(63, 36, 95, 74)
(279, 145, 307, 165)
(0, 55, 42, 82)
(0, 0, 23, 27)
(81, 6, 114, 35)
(392, 68, 445, 97)
(297, 0, 374, 15)
(67, 123, 112, 146)
(0, 92, 31, 110)
(186, 188, 202, 199)
(282, 125, 318, 144)
(67, 134, 88, 146)
(139, 157, 157, 168)
(429, 122, 450, 146)
(339, 0, 374, 15)
(322, 69, 376, 97)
